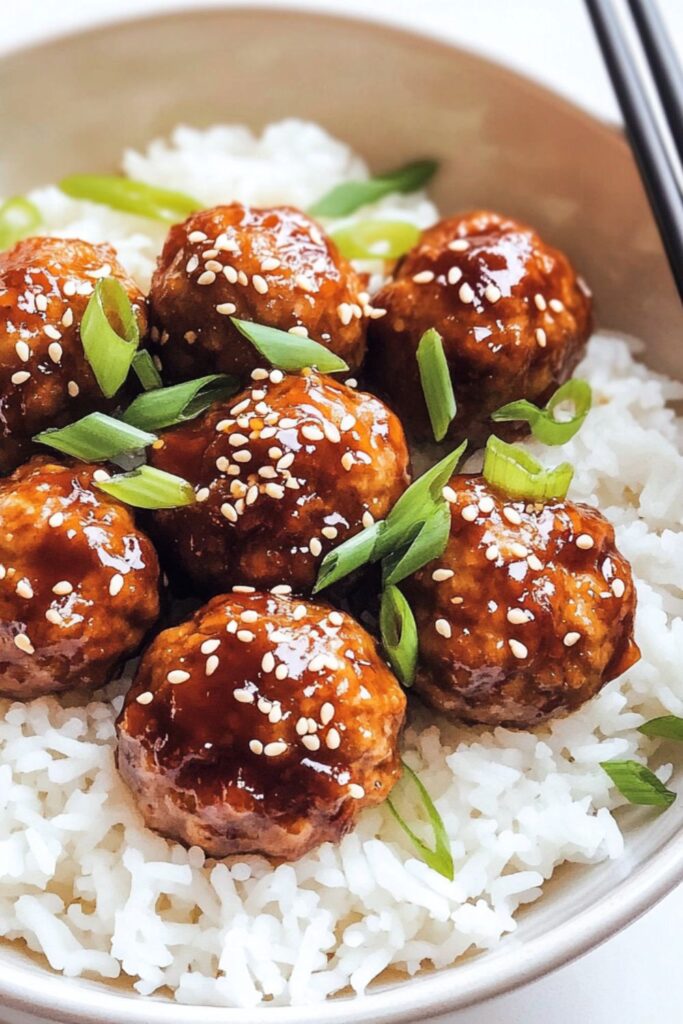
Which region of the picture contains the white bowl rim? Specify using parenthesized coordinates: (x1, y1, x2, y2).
(1, 5, 682, 1022)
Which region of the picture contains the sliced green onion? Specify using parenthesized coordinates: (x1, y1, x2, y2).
(132, 350, 163, 391)
(95, 465, 195, 509)
(416, 328, 457, 442)
(380, 586, 418, 687)
(639, 716, 683, 740)
(387, 762, 454, 880)
(601, 760, 676, 808)
(34, 413, 155, 462)
(483, 435, 573, 501)
(80, 278, 140, 398)
(59, 175, 201, 223)
(230, 318, 348, 374)
(329, 219, 420, 260)
(123, 374, 237, 432)
(492, 379, 592, 445)
(309, 159, 438, 217)
(382, 502, 451, 587)
(0, 196, 42, 249)
(312, 521, 383, 595)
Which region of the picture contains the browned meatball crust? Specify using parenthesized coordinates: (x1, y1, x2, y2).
(148, 370, 410, 594)
(369, 211, 592, 444)
(0, 457, 160, 700)
(403, 475, 639, 728)
(117, 591, 406, 860)
(0, 237, 147, 474)
(149, 204, 374, 380)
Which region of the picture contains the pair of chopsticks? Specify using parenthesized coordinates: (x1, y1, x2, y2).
(585, 0, 683, 302)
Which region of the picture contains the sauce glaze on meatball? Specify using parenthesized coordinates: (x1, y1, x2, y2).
(369, 211, 592, 445)
(149, 204, 375, 380)
(117, 591, 406, 860)
(0, 237, 147, 474)
(148, 370, 410, 595)
(0, 457, 160, 700)
(403, 475, 639, 727)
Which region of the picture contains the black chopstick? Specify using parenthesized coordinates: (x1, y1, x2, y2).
(585, 0, 683, 302)
(627, 0, 683, 168)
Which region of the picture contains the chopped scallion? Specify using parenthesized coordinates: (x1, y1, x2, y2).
(95, 465, 195, 509)
(132, 350, 163, 391)
(601, 760, 676, 807)
(492, 379, 592, 445)
(639, 716, 683, 741)
(387, 761, 454, 880)
(416, 328, 457, 442)
(59, 175, 201, 223)
(231, 317, 348, 374)
(382, 502, 451, 586)
(122, 374, 237, 432)
(329, 219, 420, 260)
(309, 159, 438, 217)
(34, 413, 156, 462)
(483, 435, 573, 501)
(80, 278, 140, 398)
(312, 521, 383, 595)
(380, 585, 418, 687)
(0, 196, 41, 249)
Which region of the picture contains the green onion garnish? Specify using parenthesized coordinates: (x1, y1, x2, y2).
(382, 502, 451, 587)
(601, 760, 676, 808)
(132, 350, 163, 391)
(483, 435, 573, 501)
(34, 413, 156, 462)
(309, 159, 438, 218)
(492, 379, 592, 446)
(416, 328, 457, 443)
(329, 219, 420, 260)
(387, 762, 454, 880)
(639, 716, 683, 740)
(380, 586, 418, 687)
(95, 465, 195, 509)
(59, 175, 201, 223)
(230, 318, 348, 374)
(122, 374, 237, 432)
(80, 278, 140, 398)
(312, 521, 383, 594)
(0, 196, 42, 249)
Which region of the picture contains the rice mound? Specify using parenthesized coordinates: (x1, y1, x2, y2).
(0, 120, 682, 1007)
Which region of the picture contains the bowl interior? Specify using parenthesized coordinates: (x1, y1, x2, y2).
(0, 8, 681, 1024)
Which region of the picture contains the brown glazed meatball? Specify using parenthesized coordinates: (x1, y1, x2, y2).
(369, 211, 592, 444)
(0, 457, 160, 700)
(148, 370, 410, 594)
(117, 591, 406, 860)
(0, 237, 147, 474)
(403, 475, 639, 728)
(149, 204, 375, 380)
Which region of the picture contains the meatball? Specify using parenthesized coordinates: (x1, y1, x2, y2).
(117, 590, 406, 860)
(148, 369, 410, 594)
(368, 211, 592, 444)
(0, 237, 147, 474)
(149, 204, 374, 381)
(403, 475, 639, 728)
(0, 457, 160, 699)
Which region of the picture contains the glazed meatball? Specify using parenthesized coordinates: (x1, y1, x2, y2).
(117, 591, 406, 860)
(0, 237, 147, 474)
(369, 211, 592, 444)
(148, 369, 410, 594)
(149, 204, 374, 380)
(403, 475, 639, 727)
(0, 457, 160, 700)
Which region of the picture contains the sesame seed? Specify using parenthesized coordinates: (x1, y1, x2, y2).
(272, 584, 292, 595)
(326, 728, 341, 750)
(302, 734, 321, 751)
(459, 282, 475, 304)
(252, 274, 269, 295)
(63, 281, 77, 296)
(576, 534, 594, 550)
(528, 554, 544, 571)
(479, 496, 495, 514)
(435, 618, 452, 638)
(201, 638, 220, 655)
(220, 503, 238, 523)
(52, 580, 73, 596)
(447, 266, 463, 285)
(223, 265, 238, 283)
(197, 270, 216, 286)
(362, 510, 375, 529)
(341, 452, 355, 472)
(295, 274, 316, 292)
(215, 233, 238, 251)
(109, 573, 124, 597)
(348, 784, 365, 799)
(510, 543, 528, 558)
(324, 423, 341, 443)
(261, 257, 280, 272)
(507, 608, 530, 625)
(310, 538, 323, 557)
(68, 381, 80, 398)
(462, 505, 478, 522)
(448, 238, 470, 252)
(62, 308, 74, 328)
(234, 689, 255, 703)
(268, 704, 282, 723)
(308, 654, 327, 672)
(442, 486, 457, 504)
(611, 578, 625, 598)
(337, 302, 353, 326)
(269, 369, 284, 384)
(251, 369, 269, 382)
(45, 609, 63, 625)
(274, 664, 287, 681)
(340, 415, 357, 434)
(486, 545, 500, 561)
(264, 741, 288, 757)
(302, 424, 324, 442)
(509, 639, 528, 659)
(549, 298, 564, 313)
(233, 451, 251, 464)
(15, 340, 30, 362)
(563, 631, 581, 647)
(205, 655, 220, 676)
(16, 579, 33, 600)
(237, 630, 255, 643)
(296, 717, 308, 736)
(432, 568, 454, 582)
(186, 255, 199, 273)
(14, 633, 34, 655)
(48, 512, 64, 528)
(293, 604, 306, 620)
(11, 371, 30, 385)
(265, 482, 285, 499)
(216, 302, 237, 315)
(322, 526, 338, 540)
(412, 270, 435, 284)
(534, 293, 547, 311)
(188, 230, 208, 243)
(204, 259, 222, 272)
(196, 487, 210, 502)
(136, 691, 154, 705)
(260, 651, 275, 673)
(503, 506, 522, 525)
(279, 416, 297, 429)
(288, 325, 309, 337)
(240, 610, 258, 623)
(249, 739, 263, 755)
(92, 468, 109, 482)
(0, 565, 5, 580)
(167, 670, 190, 684)
(535, 328, 547, 347)
(485, 283, 501, 303)
(35, 292, 48, 311)
(43, 325, 62, 341)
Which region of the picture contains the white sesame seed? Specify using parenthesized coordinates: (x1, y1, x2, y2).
(528, 554, 544, 571)
(412, 270, 435, 284)
(576, 534, 594, 550)
(261, 257, 280, 272)
(272, 584, 292, 595)
(237, 630, 255, 643)
(43, 325, 62, 341)
(197, 270, 216, 286)
(302, 734, 321, 751)
(510, 543, 528, 558)
(302, 424, 324, 442)
(109, 573, 124, 597)
(16, 579, 33, 600)
(295, 274, 316, 292)
(461, 505, 478, 522)
(45, 608, 62, 625)
(204, 259, 222, 273)
(296, 717, 308, 736)
(485, 283, 501, 303)
(264, 482, 284, 499)
(15, 340, 30, 362)
(195, 487, 210, 503)
(348, 784, 365, 799)
(447, 266, 463, 285)
(322, 526, 338, 540)
(308, 654, 327, 672)
(136, 691, 154, 705)
(240, 610, 258, 623)
(264, 741, 288, 757)
(435, 618, 452, 639)
(507, 608, 530, 625)
(324, 423, 341, 443)
(220, 502, 238, 523)
(611, 578, 625, 598)
(14, 633, 34, 655)
(322, 727, 339, 750)
(535, 328, 547, 347)
(233, 450, 251, 464)
(186, 255, 200, 273)
(503, 506, 522, 525)
(215, 233, 237, 252)
(188, 230, 208, 243)
(338, 302, 353, 326)
(563, 631, 581, 647)
(68, 381, 80, 398)
(269, 369, 284, 384)
(288, 325, 309, 337)
(205, 655, 220, 676)
(167, 670, 190, 684)
(48, 512, 64, 528)
(293, 604, 307, 620)
(459, 282, 474, 304)
(486, 545, 500, 561)
(432, 568, 455, 582)
(249, 739, 263, 755)
(201, 638, 220, 655)
(234, 689, 255, 703)
(509, 639, 528, 659)
(274, 664, 287, 681)
(448, 238, 470, 251)
(11, 371, 30, 385)
(252, 274, 269, 295)
(0, 565, 5, 580)
(479, 496, 495, 513)
(341, 452, 355, 472)
(320, 702, 335, 725)
(534, 293, 547, 311)
(223, 265, 238, 284)
(340, 414, 356, 432)
(310, 538, 323, 557)
(52, 580, 73, 596)
(63, 281, 76, 296)
(260, 652, 275, 674)
(216, 302, 237, 315)
(549, 298, 564, 313)
(61, 307, 74, 328)
(35, 292, 49, 311)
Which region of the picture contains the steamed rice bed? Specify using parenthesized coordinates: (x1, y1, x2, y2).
(0, 119, 682, 1007)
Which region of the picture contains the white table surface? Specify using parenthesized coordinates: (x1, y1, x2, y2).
(3, 2, 683, 1022)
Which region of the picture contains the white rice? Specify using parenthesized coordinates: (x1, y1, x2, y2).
(1, 119, 682, 1006)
